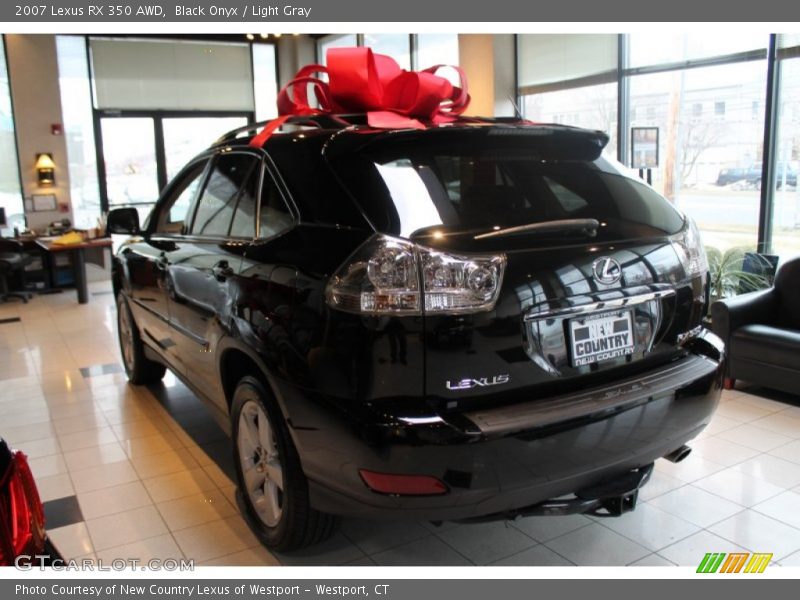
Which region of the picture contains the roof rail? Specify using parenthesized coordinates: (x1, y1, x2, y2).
(213, 114, 568, 146)
(214, 113, 366, 146)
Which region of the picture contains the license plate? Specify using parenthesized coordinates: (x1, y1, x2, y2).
(569, 310, 634, 367)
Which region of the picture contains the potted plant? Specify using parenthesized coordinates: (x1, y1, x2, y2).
(705, 246, 772, 309)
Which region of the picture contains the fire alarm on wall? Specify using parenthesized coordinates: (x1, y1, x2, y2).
(51, 124, 63, 136)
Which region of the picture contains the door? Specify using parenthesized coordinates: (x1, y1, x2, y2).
(98, 111, 251, 220)
(165, 152, 262, 404)
(162, 116, 249, 181)
(125, 158, 209, 360)
(100, 117, 160, 225)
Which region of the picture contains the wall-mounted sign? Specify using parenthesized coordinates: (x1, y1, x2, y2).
(631, 127, 659, 169)
(31, 193, 58, 212)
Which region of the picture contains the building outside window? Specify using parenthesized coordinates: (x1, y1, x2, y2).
(628, 60, 767, 252)
(517, 33, 791, 255)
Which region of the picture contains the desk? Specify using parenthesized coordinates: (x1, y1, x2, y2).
(35, 238, 113, 304)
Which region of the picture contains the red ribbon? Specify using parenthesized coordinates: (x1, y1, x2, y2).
(250, 47, 471, 148)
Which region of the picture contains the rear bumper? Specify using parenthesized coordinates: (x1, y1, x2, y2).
(290, 332, 724, 521)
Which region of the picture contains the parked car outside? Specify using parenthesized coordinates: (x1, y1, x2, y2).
(108, 116, 724, 550)
(716, 163, 797, 188)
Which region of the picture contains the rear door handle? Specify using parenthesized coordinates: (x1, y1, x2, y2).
(212, 260, 234, 281)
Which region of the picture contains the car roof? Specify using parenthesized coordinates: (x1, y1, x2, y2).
(210, 114, 610, 155)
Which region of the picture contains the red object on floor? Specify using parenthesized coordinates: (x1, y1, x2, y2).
(0, 450, 46, 566)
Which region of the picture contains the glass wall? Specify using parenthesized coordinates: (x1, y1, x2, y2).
(317, 34, 358, 64)
(628, 33, 766, 68)
(0, 37, 23, 232)
(517, 33, 800, 259)
(162, 116, 248, 180)
(316, 34, 459, 74)
(771, 38, 800, 258)
(100, 117, 160, 223)
(518, 35, 618, 159)
(56, 35, 102, 229)
(416, 34, 460, 85)
(523, 83, 618, 158)
(363, 34, 411, 69)
(628, 60, 767, 251)
(252, 43, 278, 122)
(416, 34, 459, 69)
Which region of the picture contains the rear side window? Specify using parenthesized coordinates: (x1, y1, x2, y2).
(332, 132, 685, 242)
(191, 153, 260, 237)
(259, 175, 294, 238)
(229, 161, 261, 238)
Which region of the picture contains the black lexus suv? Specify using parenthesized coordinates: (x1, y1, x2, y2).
(108, 115, 724, 551)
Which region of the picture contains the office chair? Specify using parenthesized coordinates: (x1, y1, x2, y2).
(0, 238, 33, 304)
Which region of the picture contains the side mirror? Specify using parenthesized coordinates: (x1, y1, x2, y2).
(107, 208, 140, 235)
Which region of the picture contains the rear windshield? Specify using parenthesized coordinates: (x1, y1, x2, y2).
(331, 131, 685, 243)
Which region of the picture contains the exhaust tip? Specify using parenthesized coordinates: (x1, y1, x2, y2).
(663, 445, 692, 463)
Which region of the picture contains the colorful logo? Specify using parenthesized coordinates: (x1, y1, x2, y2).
(697, 552, 773, 573)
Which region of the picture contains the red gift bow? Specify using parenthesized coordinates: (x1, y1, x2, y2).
(250, 46, 471, 148)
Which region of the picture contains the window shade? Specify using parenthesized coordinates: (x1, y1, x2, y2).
(90, 38, 254, 111)
(518, 34, 617, 92)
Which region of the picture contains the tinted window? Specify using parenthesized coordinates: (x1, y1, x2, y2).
(154, 160, 208, 234)
(332, 130, 685, 243)
(266, 134, 369, 228)
(191, 153, 259, 237)
(229, 161, 261, 238)
(259, 175, 294, 238)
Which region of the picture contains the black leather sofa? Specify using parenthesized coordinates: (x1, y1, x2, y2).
(711, 256, 800, 395)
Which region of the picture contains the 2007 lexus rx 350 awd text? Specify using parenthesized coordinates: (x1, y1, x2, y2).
(107, 116, 723, 551)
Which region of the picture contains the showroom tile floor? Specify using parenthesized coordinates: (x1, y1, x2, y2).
(3, 282, 800, 567)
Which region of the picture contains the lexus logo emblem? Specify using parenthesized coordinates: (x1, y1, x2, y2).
(592, 257, 622, 285)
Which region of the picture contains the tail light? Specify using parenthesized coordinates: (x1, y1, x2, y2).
(326, 235, 506, 315)
(671, 217, 708, 278)
(0, 451, 46, 566)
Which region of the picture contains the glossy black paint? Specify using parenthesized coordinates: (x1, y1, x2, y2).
(112, 121, 723, 521)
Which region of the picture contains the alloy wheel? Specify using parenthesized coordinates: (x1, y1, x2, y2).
(237, 399, 284, 527)
(118, 304, 135, 371)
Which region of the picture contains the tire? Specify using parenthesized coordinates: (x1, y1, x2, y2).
(116, 294, 166, 385)
(231, 376, 336, 551)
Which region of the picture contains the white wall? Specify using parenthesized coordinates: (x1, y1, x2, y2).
(5, 34, 72, 232)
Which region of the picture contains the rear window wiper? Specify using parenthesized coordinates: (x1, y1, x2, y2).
(474, 218, 600, 240)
